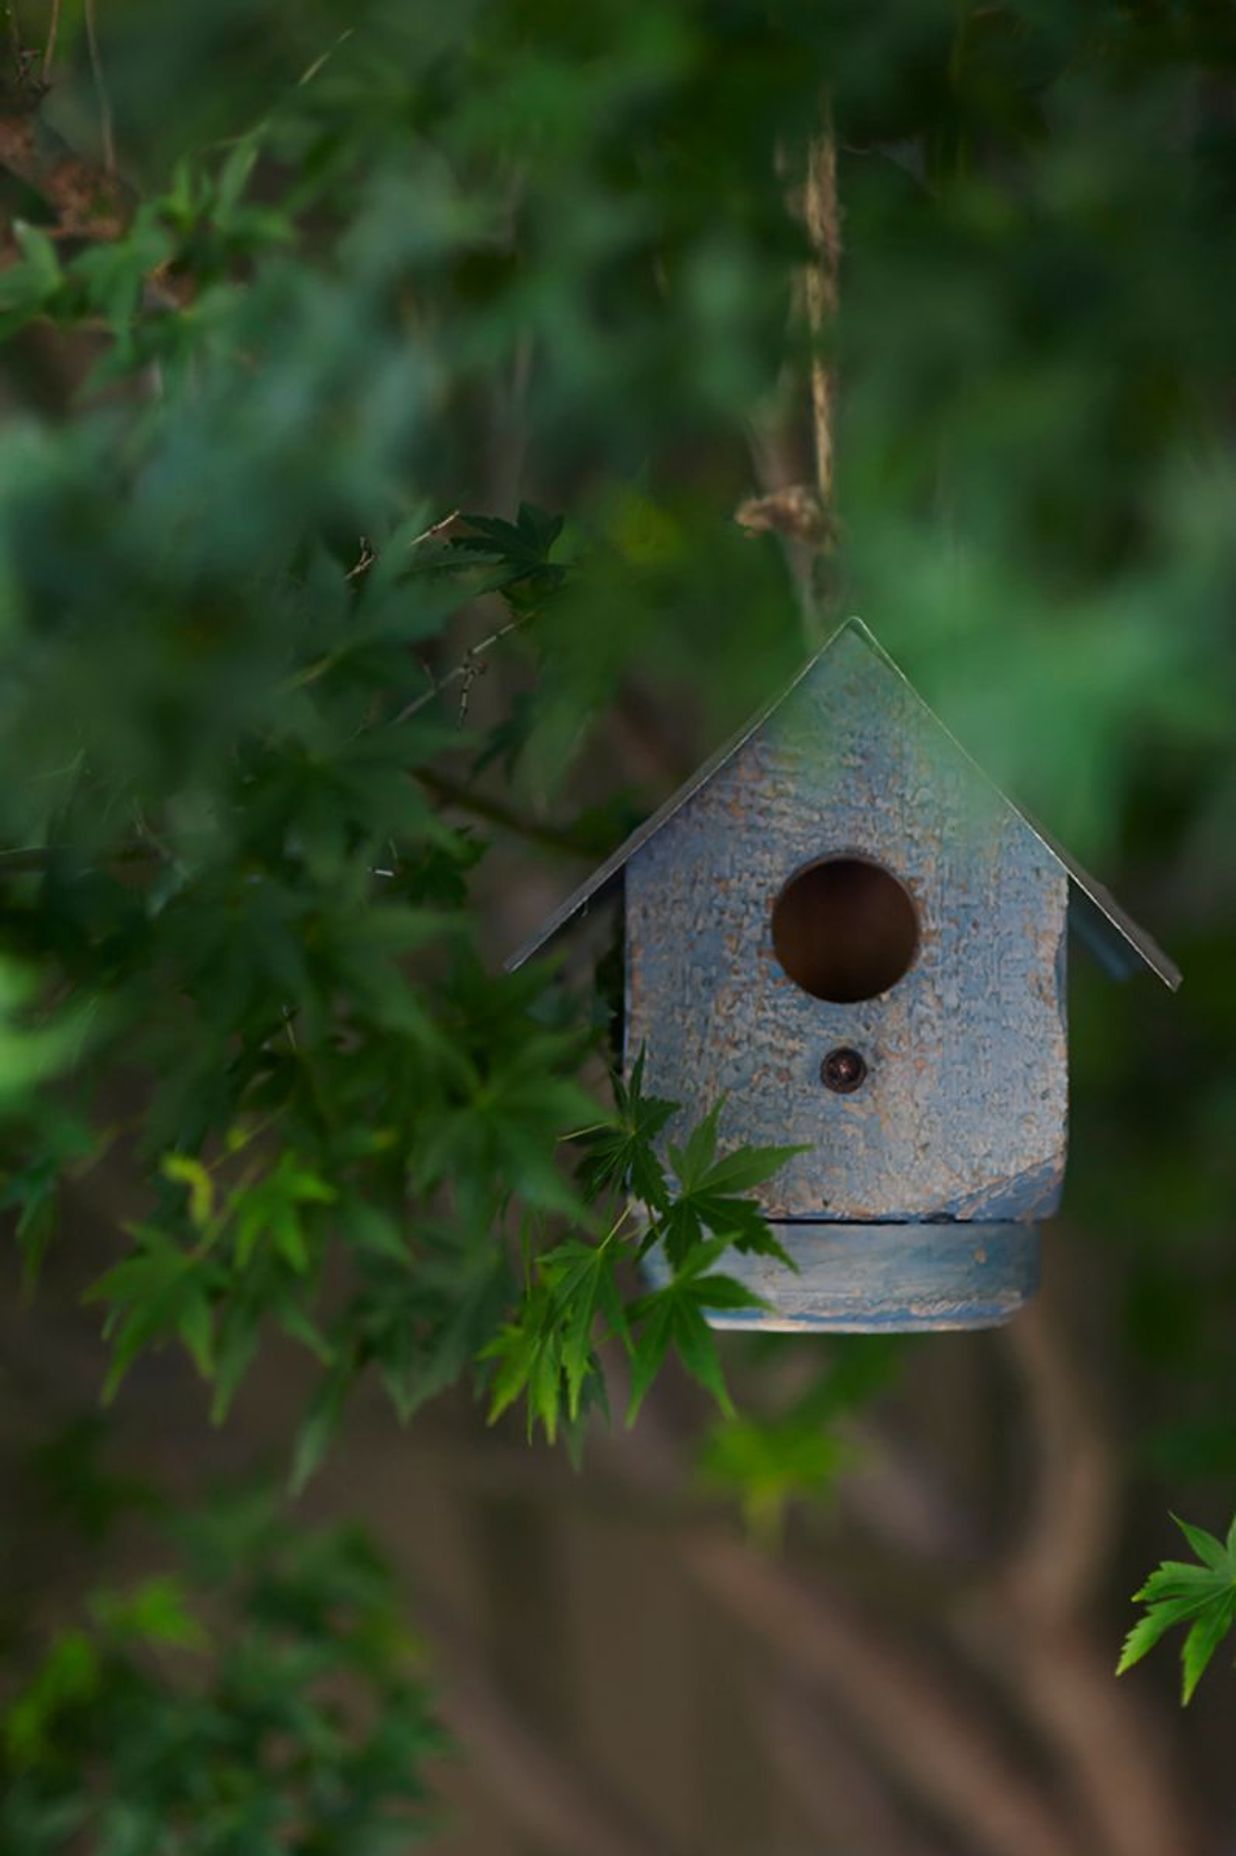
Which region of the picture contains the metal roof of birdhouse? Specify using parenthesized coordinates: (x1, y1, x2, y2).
(507, 617, 1180, 990)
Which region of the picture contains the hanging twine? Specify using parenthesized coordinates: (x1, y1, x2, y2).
(737, 106, 840, 580)
(803, 110, 840, 512)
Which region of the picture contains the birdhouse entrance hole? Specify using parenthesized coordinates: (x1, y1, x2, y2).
(771, 855, 920, 1003)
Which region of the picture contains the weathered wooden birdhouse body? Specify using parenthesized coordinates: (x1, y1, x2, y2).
(512, 620, 1178, 1332)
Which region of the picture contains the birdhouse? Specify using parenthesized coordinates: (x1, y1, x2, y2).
(510, 619, 1179, 1332)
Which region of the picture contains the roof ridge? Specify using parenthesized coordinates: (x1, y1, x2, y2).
(505, 618, 1180, 989)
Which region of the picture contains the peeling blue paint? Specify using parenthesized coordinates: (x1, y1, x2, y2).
(644, 1221, 1041, 1333)
(626, 623, 1070, 1229)
(622, 624, 1070, 1330)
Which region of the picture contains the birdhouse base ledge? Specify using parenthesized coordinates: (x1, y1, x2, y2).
(645, 1221, 1041, 1334)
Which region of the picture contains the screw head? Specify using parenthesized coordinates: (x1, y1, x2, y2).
(821, 1047, 867, 1094)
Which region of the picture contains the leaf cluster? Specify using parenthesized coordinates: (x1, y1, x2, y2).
(482, 1053, 804, 1447)
(0, 1490, 443, 1855)
(0, 99, 617, 1480)
(0, 19, 803, 1509)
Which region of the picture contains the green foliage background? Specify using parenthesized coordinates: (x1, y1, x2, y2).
(0, 0, 1233, 1843)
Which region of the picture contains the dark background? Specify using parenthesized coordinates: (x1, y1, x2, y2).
(2, 4, 1235, 1853)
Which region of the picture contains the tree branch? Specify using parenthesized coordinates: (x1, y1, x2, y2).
(416, 1587, 686, 1856)
(0, 769, 593, 880)
(586, 1376, 1093, 1856)
(756, 1674, 951, 1856)
(683, 1531, 1087, 1856)
(0, 108, 127, 240)
(415, 768, 597, 859)
(959, 1272, 1201, 1856)
(1000, 1285, 1119, 1626)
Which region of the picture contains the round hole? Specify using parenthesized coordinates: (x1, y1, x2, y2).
(770, 856, 919, 1003)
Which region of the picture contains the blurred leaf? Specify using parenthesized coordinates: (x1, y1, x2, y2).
(0, 1491, 443, 1848)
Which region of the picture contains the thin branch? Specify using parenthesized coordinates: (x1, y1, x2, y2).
(5, 0, 22, 69)
(415, 768, 596, 859)
(756, 1675, 951, 1856)
(344, 536, 375, 583)
(683, 1536, 1087, 1856)
(0, 769, 592, 880)
(416, 1588, 685, 1856)
(956, 1272, 1199, 1856)
(296, 25, 353, 91)
(1000, 1288, 1119, 1625)
(40, 0, 59, 82)
(395, 610, 537, 726)
(406, 507, 460, 553)
(587, 1378, 1092, 1856)
(975, 1609, 1200, 1856)
(829, 1263, 1195, 1856)
(0, 842, 156, 875)
(83, 0, 114, 176)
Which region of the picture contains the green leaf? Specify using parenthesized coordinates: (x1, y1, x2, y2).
(1121, 1513, 1236, 1704)
(90, 1575, 206, 1650)
(539, 1233, 628, 1419)
(1117, 1597, 1211, 1676)
(216, 136, 260, 216)
(230, 1153, 334, 1274)
(209, 1303, 262, 1423)
(1135, 1560, 1225, 1602)
(452, 503, 566, 596)
(338, 1199, 410, 1265)
(665, 1300, 730, 1410)
(2, 1109, 98, 1287)
(702, 1144, 810, 1196)
(1170, 1512, 1229, 1573)
(290, 1365, 353, 1493)
(700, 1413, 854, 1543)
(86, 1227, 222, 1399)
(14, 222, 61, 292)
(576, 1047, 674, 1210)
(161, 1154, 215, 1229)
(652, 1104, 807, 1268)
(1182, 1596, 1236, 1704)
(481, 1286, 564, 1444)
(626, 1241, 767, 1423)
(177, 1291, 215, 1379)
(670, 1099, 720, 1191)
(4, 1630, 100, 1765)
(480, 1219, 632, 1442)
